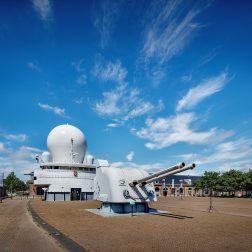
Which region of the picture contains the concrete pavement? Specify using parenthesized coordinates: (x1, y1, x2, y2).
(0, 198, 63, 252)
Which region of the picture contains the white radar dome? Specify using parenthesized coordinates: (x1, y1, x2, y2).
(47, 124, 87, 164)
(85, 154, 94, 165)
(41, 151, 52, 163)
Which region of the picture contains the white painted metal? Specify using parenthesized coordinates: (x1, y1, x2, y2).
(86, 155, 94, 165)
(94, 160, 196, 213)
(144, 164, 195, 184)
(32, 124, 95, 201)
(47, 124, 87, 164)
(130, 162, 185, 186)
(94, 159, 157, 204)
(41, 151, 52, 163)
(30, 124, 196, 207)
(40, 162, 95, 169)
(34, 169, 95, 193)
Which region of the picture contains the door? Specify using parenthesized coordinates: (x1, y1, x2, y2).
(71, 188, 81, 201)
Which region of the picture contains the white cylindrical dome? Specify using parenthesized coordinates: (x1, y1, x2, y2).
(47, 124, 87, 164)
(41, 151, 52, 163)
(86, 155, 94, 165)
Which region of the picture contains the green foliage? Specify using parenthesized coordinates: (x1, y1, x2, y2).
(193, 169, 252, 195)
(194, 171, 220, 190)
(3, 172, 27, 193)
(221, 170, 243, 193)
(243, 170, 252, 192)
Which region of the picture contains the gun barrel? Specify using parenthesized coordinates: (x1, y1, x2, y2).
(144, 163, 196, 185)
(129, 162, 185, 186)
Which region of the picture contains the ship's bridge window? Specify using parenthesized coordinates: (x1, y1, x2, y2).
(44, 166, 52, 169)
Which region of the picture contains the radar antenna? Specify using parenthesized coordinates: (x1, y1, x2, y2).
(70, 138, 78, 163)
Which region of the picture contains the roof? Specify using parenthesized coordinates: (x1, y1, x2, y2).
(155, 175, 201, 185)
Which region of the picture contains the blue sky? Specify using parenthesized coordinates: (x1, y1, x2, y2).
(0, 0, 252, 180)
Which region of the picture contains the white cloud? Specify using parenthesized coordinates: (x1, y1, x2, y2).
(220, 160, 252, 172)
(94, 84, 163, 123)
(0, 142, 5, 152)
(94, 0, 122, 48)
(198, 47, 221, 67)
(126, 102, 155, 119)
(73, 97, 84, 105)
(177, 153, 200, 161)
(133, 112, 221, 150)
(93, 57, 127, 84)
(111, 161, 164, 173)
(0, 145, 43, 178)
(141, 1, 210, 65)
(181, 74, 192, 82)
(124, 99, 164, 121)
(95, 85, 125, 117)
(71, 59, 85, 73)
(207, 138, 252, 164)
(31, 0, 53, 23)
(71, 59, 87, 85)
(176, 71, 231, 112)
(208, 129, 235, 144)
(150, 69, 166, 87)
(76, 74, 87, 85)
(180, 138, 252, 170)
(126, 151, 134, 161)
(38, 102, 70, 118)
(21, 146, 42, 153)
(27, 62, 41, 72)
(10, 146, 42, 160)
(107, 123, 121, 128)
(2, 134, 27, 142)
(111, 160, 198, 175)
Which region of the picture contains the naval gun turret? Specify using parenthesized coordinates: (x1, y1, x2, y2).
(94, 160, 196, 214)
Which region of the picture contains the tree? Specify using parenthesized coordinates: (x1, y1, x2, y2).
(221, 170, 244, 196)
(193, 178, 204, 196)
(242, 170, 252, 197)
(194, 171, 220, 193)
(194, 169, 252, 198)
(193, 171, 221, 211)
(4, 172, 28, 196)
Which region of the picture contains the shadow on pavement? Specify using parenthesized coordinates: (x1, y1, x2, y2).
(149, 212, 193, 219)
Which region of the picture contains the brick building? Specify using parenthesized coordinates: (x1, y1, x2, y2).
(154, 175, 201, 196)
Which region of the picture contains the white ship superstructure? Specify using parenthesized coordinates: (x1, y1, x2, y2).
(33, 124, 96, 201)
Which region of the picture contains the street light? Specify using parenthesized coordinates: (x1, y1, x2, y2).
(179, 179, 183, 200)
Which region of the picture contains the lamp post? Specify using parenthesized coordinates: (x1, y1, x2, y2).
(10, 181, 13, 200)
(208, 187, 213, 212)
(0, 173, 3, 203)
(162, 179, 165, 197)
(179, 179, 183, 200)
(172, 179, 175, 197)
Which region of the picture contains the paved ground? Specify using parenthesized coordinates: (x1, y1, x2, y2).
(31, 197, 252, 252)
(0, 198, 63, 252)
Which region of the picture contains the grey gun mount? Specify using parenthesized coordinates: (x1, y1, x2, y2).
(129, 163, 196, 187)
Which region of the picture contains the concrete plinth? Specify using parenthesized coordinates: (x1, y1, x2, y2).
(99, 202, 149, 214)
